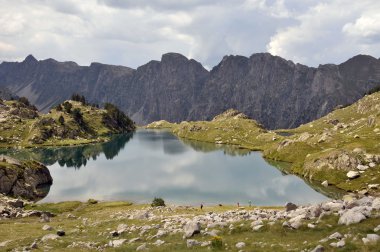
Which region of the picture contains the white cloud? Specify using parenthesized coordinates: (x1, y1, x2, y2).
(267, 0, 380, 65)
(0, 0, 379, 67)
(0, 13, 26, 35)
(0, 41, 16, 52)
(343, 12, 380, 41)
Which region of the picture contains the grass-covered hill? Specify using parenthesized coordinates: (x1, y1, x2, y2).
(146, 92, 380, 195)
(0, 97, 135, 148)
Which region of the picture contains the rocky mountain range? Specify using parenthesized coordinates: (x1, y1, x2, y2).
(0, 53, 379, 129)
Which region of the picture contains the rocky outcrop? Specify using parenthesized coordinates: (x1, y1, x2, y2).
(1, 53, 379, 129)
(304, 150, 380, 177)
(0, 155, 52, 200)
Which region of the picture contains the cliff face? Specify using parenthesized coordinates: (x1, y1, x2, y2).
(0, 53, 379, 129)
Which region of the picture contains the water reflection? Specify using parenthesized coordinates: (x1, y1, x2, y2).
(180, 138, 251, 156)
(0, 130, 344, 204)
(0, 134, 133, 169)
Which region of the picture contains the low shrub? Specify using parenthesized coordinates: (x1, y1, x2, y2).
(151, 197, 165, 207)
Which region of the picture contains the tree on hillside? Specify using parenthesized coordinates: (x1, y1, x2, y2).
(58, 115, 65, 125)
(63, 102, 72, 113)
(102, 103, 135, 132)
(18, 97, 30, 106)
(72, 108, 84, 125)
(71, 93, 86, 105)
(55, 104, 63, 111)
(17, 96, 38, 111)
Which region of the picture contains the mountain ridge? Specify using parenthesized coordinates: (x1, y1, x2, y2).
(0, 52, 379, 129)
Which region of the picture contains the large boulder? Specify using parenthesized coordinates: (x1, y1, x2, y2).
(338, 206, 370, 225)
(183, 221, 201, 238)
(0, 155, 52, 200)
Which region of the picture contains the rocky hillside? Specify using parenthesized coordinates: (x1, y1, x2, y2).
(0, 155, 52, 200)
(147, 91, 380, 194)
(1, 53, 379, 129)
(0, 195, 380, 251)
(0, 98, 135, 148)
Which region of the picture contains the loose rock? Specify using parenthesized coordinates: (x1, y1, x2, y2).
(41, 234, 59, 242)
(136, 243, 148, 251)
(362, 234, 380, 244)
(186, 239, 201, 248)
(235, 242, 246, 249)
(310, 244, 324, 252)
(347, 171, 360, 179)
(42, 225, 52, 231)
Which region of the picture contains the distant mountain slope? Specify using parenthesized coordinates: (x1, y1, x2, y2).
(0, 53, 379, 129)
(0, 87, 17, 100)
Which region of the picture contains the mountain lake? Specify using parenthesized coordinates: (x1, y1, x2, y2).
(1, 129, 345, 206)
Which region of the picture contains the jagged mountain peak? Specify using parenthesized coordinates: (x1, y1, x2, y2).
(161, 52, 189, 62)
(23, 54, 38, 64)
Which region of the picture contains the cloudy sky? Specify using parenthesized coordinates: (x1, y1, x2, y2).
(0, 0, 379, 68)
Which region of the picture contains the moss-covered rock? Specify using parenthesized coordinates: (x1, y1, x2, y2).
(0, 155, 52, 200)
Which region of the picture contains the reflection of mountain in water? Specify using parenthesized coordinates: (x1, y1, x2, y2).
(0, 134, 133, 169)
(136, 129, 189, 155)
(181, 138, 346, 200)
(180, 138, 251, 156)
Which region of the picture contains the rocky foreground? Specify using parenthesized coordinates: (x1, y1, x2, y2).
(0, 194, 379, 251)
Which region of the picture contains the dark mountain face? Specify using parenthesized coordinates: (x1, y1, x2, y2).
(0, 87, 17, 100)
(1, 53, 379, 129)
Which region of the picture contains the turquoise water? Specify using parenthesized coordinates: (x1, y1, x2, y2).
(2, 129, 330, 205)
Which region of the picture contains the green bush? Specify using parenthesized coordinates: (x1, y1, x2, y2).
(71, 93, 87, 105)
(63, 102, 72, 113)
(151, 197, 165, 207)
(211, 236, 223, 250)
(58, 115, 65, 125)
(55, 104, 63, 111)
(87, 198, 98, 204)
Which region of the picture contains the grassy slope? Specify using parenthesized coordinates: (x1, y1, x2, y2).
(145, 93, 380, 194)
(0, 100, 131, 148)
(0, 201, 379, 251)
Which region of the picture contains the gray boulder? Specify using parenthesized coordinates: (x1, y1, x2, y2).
(187, 239, 201, 248)
(329, 232, 343, 240)
(0, 157, 52, 200)
(235, 242, 246, 249)
(110, 239, 126, 248)
(372, 198, 380, 210)
(310, 244, 324, 252)
(183, 221, 201, 238)
(346, 171, 360, 179)
(338, 208, 368, 225)
(362, 234, 380, 244)
(41, 234, 59, 242)
(136, 243, 148, 251)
